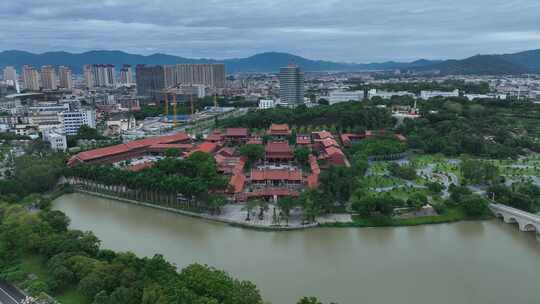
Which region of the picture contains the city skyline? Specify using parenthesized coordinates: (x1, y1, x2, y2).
(1, 0, 539, 62)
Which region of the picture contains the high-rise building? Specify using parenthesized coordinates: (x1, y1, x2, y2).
(164, 65, 177, 88)
(58, 66, 73, 90)
(136, 65, 165, 100)
(40, 65, 57, 90)
(119, 65, 133, 85)
(3, 66, 17, 83)
(167, 64, 225, 88)
(22, 65, 41, 91)
(105, 64, 116, 86)
(279, 65, 304, 105)
(83, 64, 116, 88)
(83, 65, 94, 88)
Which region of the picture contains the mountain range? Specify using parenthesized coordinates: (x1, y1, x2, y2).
(0, 49, 539, 75)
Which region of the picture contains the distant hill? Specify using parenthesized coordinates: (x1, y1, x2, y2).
(0, 49, 539, 74)
(416, 54, 531, 75)
(0, 50, 439, 74)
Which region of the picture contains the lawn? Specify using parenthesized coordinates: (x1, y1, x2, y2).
(328, 208, 487, 228)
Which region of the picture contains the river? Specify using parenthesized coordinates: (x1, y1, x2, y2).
(52, 193, 540, 304)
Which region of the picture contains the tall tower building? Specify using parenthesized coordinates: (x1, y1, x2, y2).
(279, 65, 304, 105)
(164, 65, 177, 88)
(83, 65, 94, 88)
(135, 65, 165, 101)
(105, 64, 116, 87)
(119, 65, 133, 85)
(58, 66, 73, 89)
(41, 65, 57, 90)
(22, 65, 40, 91)
(83, 64, 115, 88)
(3, 66, 17, 83)
(173, 64, 225, 88)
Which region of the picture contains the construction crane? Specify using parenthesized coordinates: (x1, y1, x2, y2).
(172, 93, 178, 127)
(189, 93, 195, 117)
(163, 92, 169, 122)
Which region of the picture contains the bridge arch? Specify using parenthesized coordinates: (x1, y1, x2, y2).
(521, 222, 539, 232)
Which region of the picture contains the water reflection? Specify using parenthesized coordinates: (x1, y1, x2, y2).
(53, 193, 540, 304)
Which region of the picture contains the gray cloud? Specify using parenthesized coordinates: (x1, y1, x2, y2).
(1, 0, 539, 62)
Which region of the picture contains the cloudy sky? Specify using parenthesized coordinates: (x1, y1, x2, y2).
(1, 0, 539, 62)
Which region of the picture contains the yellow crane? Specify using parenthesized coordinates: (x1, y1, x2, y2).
(173, 93, 178, 127)
(163, 92, 169, 122)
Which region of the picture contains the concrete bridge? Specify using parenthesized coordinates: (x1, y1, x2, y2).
(489, 203, 540, 234)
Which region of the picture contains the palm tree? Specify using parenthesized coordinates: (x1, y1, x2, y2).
(257, 199, 269, 220)
(278, 197, 296, 226)
(242, 199, 259, 221)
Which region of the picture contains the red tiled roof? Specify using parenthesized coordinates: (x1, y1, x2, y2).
(307, 174, 319, 189)
(268, 124, 291, 135)
(265, 141, 291, 153)
(309, 155, 320, 175)
(72, 144, 131, 162)
(233, 157, 246, 175)
(226, 128, 249, 137)
(188, 142, 219, 156)
(251, 169, 302, 181)
(205, 133, 223, 142)
(313, 131, 333, 140)
(148, 143, 193, 150)
(325, 146, 345, 157)
(321, 138, 339, 148)
(229, 174, 246, 193)
(270, 124, 290, 131)
(69, 132, 190, 163)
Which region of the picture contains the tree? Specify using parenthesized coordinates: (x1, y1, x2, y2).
(297, 297, 323, 304)
(278, 197, 297, 225)
(239, 144, 264, 165)
(242, 200, 259, 221)
(407, 192, 428, 211)
(294, 147, 310, 165)
(461, 195, 489, 216)
(165, 148, 180, 158)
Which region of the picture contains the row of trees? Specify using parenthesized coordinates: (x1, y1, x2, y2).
(64, 152, 229, 211)
(220, 102, 394, 132)
(488, 183, 540, 213)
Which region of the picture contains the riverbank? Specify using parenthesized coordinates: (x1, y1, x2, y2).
(321, 209, 492, 228)
(51, 193, 540, 304)
(70, 189, 491, 231)
(73, 189, 319, 231)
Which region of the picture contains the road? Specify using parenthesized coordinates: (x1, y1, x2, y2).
(0, 280, 25, 304)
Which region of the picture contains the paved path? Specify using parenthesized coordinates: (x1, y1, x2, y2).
(0, 280, 24, 304)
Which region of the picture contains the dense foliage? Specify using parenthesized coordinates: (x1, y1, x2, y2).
(220, 103, 394, 131)
(65, 152, 228, 202)
(399, 100, 540, 158)
(352, 80, 490, 94)
(349, 137, 407, 157)
(0, 153, 66, 199)
(0, 200, 264, 304)
(488, 183, 540, 213)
